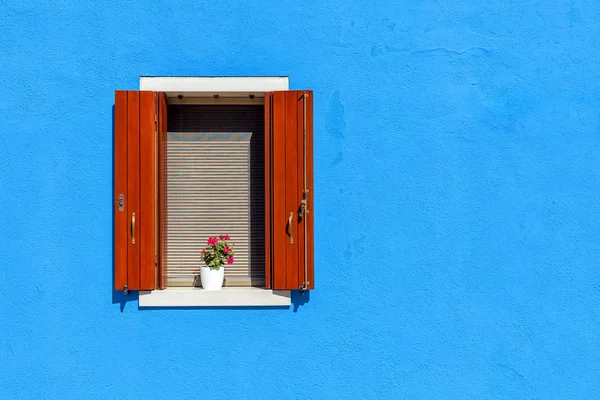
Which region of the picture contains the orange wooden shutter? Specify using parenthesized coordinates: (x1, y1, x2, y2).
(114, 90, 164, 292)
(265, 90, 314, 291)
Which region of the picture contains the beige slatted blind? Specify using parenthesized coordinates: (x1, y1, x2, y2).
(166, 131, 259, 286)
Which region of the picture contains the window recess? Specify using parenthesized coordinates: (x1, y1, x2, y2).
(165, 104, 265, 287)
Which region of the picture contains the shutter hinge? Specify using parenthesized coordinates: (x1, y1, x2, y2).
(123, 285, 129, 296)
(299, 282, 309, 295)
(299, 200, 307, 220)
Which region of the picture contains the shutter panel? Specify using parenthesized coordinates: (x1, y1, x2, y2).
(158, 92, 168, 289)
(114, 91, 128, 290)
(266, 91, 314, 290)
(114, 90, 163, 291)
(264, 93, 272, 288)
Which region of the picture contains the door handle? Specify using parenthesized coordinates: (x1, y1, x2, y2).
(287, 212, 294, 244)
(131, 212, 136, 245)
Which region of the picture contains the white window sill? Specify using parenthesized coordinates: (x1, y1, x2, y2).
(138, 287, 291, 307)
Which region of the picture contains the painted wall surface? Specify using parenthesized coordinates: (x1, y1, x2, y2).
(1, 1, 600, 399)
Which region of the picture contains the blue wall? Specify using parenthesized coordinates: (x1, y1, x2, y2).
(2, 1, 600, 398)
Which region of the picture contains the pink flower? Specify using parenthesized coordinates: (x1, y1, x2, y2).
(227, 256, 234, 265)
(201, 248, 206, 255)
(207, 237, 218, 246)
(220, 234, 231, 241)
(224, 246, 231, 254)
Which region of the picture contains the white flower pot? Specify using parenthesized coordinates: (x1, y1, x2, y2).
(200, 266, 225, 290)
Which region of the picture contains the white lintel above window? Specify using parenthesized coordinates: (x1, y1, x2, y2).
(138, 76, 291, 308)
(140, 76, 289, 98)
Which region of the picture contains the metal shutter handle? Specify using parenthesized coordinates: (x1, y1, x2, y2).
(131, 212, 136, 245)
(288, 212, 294, 244)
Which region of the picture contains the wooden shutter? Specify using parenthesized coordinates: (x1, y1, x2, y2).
(265, 91, 314, 290)
(114, 90, 164, 291)
(157, 92, 168, 289)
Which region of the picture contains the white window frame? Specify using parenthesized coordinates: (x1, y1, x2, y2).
(138, 76, 291, 307)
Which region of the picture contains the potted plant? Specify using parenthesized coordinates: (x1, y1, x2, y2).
(200, 235, 234, 290)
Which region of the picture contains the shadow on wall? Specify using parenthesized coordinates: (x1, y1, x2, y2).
(137, 303, 288, 311)
(291, 290, 310, 312)
(111, 104, 138, 312)
(136, 291, 309, 311)
(112, 289, 139, 312)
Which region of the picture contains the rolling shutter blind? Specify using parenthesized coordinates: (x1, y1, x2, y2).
(114, 90, 162, 291)
(165, 105, 265, 287)
(266, 91, 314, 291)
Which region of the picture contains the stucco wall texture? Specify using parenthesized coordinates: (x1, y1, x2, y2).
(1, 1, 600, 399)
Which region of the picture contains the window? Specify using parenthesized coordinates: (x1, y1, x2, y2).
(113, 77, 314, 306)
